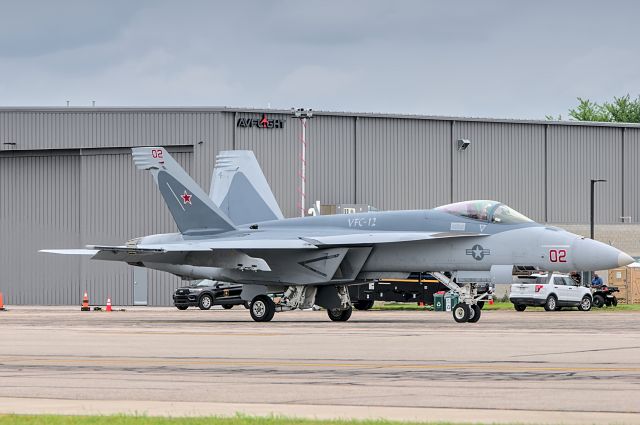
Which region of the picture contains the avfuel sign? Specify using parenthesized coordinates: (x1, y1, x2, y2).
(236, 114, 285, 129)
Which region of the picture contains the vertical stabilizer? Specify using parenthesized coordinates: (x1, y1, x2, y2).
(210, 151, 284, 225)
(132, 147, 236, 235)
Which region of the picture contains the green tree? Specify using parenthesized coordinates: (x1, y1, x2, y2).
(602, 95, 640, 123)
(562, 95, 640, 123)
(568, 98, 610, 122)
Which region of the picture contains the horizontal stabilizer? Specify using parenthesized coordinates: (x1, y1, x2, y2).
(39, 249, 99, 255)
(302, 231, 487, 246)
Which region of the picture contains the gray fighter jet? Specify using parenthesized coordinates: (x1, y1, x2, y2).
(42, 147, 634, 323)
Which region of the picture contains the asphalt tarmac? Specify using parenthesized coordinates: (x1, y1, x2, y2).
(1, 306, 640, 424)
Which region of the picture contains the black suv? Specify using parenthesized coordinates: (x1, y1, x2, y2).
(173, 280, 247, 310)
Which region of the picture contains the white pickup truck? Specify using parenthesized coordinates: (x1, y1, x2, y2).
(510, 273, 592, 312)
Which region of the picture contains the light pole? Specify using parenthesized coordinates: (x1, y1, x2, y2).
(586, 179, 606, 287)
(590, 179, 607, 240)
(292, 108, 313, 217)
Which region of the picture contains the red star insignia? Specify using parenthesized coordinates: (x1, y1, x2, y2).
(181, 191, 192, 205)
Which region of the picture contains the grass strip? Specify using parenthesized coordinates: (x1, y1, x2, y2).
(0, 414, 467, 425)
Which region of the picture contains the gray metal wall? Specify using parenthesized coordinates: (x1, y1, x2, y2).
(1, 108, 638, 305)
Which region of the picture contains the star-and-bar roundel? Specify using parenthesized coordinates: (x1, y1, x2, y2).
(181, 191, 192, 205)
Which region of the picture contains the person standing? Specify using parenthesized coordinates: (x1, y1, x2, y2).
(591, 273, 603, 287)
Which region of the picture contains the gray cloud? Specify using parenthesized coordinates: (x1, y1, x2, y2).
(0, 0, 638, 119)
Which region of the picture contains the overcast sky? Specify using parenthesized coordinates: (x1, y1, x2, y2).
(1, 0, 638, 119)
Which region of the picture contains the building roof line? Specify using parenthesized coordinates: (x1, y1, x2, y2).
(0, 106, 639, 128)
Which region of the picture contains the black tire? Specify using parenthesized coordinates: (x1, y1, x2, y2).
(578, 295, 592, 311)
(453, 303, 470, 323)
(476, 301, 485, 310)
(250, 295, 276, 322)
(468, 304, 481, 323)
(243, 302, 250, 309)
(593, 294, 605, 308)
(222, 304, 233, 310)
(544, 295, 557, 312)
(514, 304, 527, 312)
(198, 294, 213, 310)
(176, 305, 189, 310)
(612, 296, 618, 307)
(328, 306, 353, 322)
(354, 300, 374, 311)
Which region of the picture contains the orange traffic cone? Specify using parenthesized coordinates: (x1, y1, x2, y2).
(81, 291, 90, 311)
(106, 297, 112, 312)
(489, 298, 494, 305)
(0, 292, 6, 311)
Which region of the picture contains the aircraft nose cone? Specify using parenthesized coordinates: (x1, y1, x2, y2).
(618, 252, 635, 267)
(572, 238, 633, 270)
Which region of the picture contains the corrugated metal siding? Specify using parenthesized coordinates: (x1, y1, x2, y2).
(356, 118, 450, 210)
(234, 112, 299, 217)
(623, 129, 640, 223)
(194, 112, 235, 192)
(307, 115, 356, 208)
(79, 151, 192, 306)
(185, 112, 229, 190)
(0, 111, 211, 150)
(0, 151, 194, 306)
(0, 154, 80, 305)
(452, 122, 546, 222)
(547, 126, 622, 223)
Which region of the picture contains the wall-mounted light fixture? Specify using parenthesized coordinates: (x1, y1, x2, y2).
(457, 139, 471, 151)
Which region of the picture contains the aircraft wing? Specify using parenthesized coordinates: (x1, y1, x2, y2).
(302, 231, 487, 246)
(41, 238, 316, 272)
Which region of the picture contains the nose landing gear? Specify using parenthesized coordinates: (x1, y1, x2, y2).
(452, 302, 481, 323)
(433, 272, 487, 323)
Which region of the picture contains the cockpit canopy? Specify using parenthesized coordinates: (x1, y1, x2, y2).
(435, 200, 533, 224)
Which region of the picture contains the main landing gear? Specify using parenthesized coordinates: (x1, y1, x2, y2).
(248, 285, 353, 323)
(249, 295, 276, 322)
(327, 306, 352, 321)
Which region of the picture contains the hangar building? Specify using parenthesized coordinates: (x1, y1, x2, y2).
(1, 107, 639, 306)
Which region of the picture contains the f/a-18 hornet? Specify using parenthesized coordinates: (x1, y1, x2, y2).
(42, 147, 634, 323)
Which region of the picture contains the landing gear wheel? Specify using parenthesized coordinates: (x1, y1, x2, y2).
(222, 304, 233, 310)
(198, 294, 213, 310)
(612, 296, 618, 307)
(468, 304, 481, 323)
(176, 305, 188, 310)
(514, 304, 526, 312)
(593, 294, 605, 308)
(328, 306, 353, 322)
(250, 295, 276, 322)
(578, 295, 592, 311)
(544, 295, 557, 312)
(476, 301, 485, 310)
(453, 303, 470, 323)
(354, 300, 374, 311)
